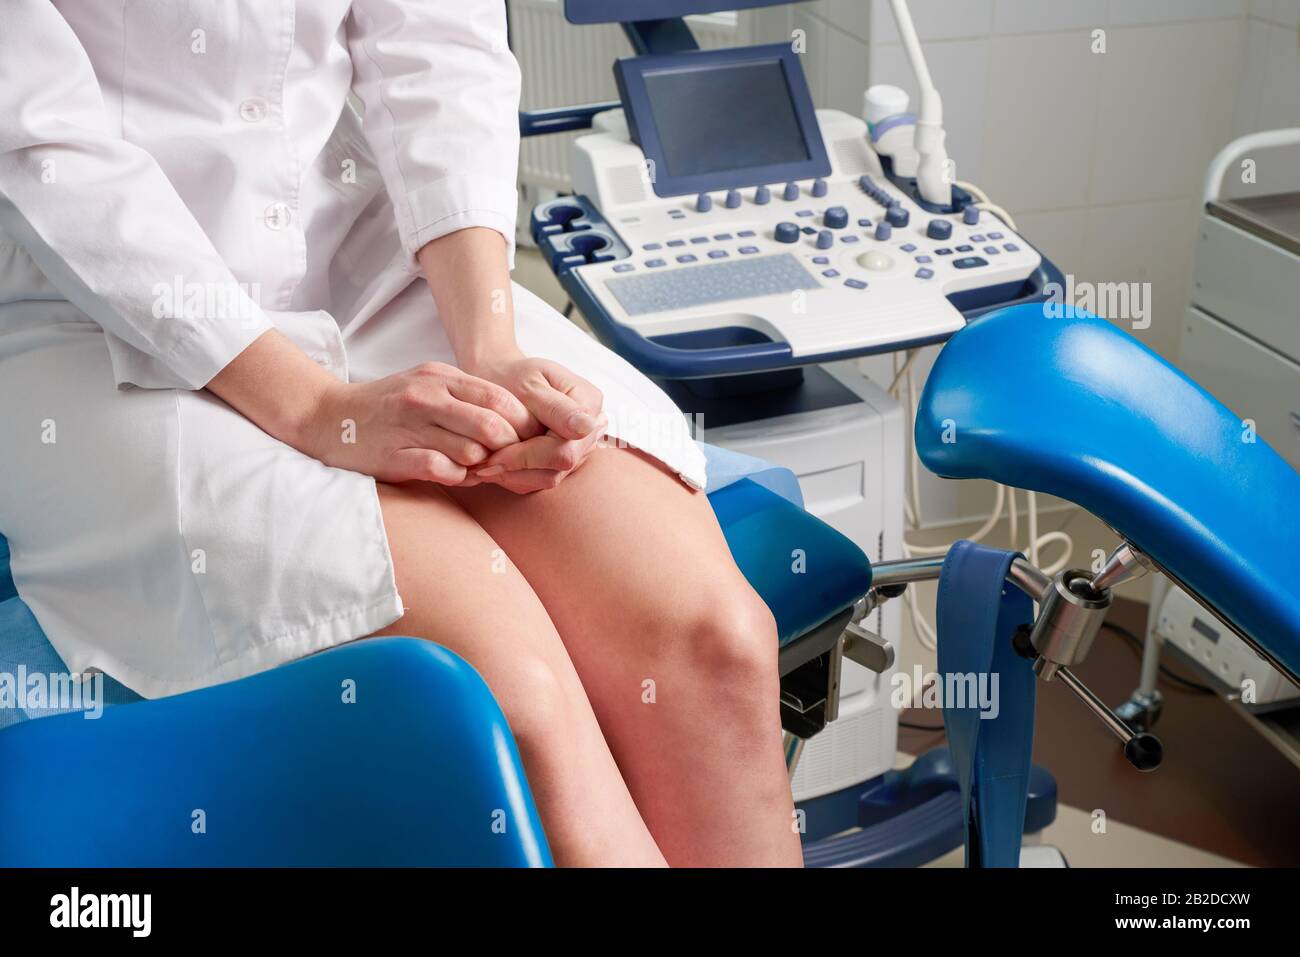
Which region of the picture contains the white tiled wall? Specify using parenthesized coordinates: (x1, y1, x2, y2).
(745, 0, 1299, 526)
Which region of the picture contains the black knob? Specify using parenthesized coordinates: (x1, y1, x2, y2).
(1124, 732, 1163, 772)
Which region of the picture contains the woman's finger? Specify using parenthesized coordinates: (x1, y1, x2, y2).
(446, 374, 539, 439)
(386, 448, 467, 486)
(429, 395, 523, 451)
(415, 425, 491, 467)
(521, 365, 603, 441)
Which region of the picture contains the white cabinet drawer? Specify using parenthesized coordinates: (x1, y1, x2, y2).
(1178, 306, 1300, 470)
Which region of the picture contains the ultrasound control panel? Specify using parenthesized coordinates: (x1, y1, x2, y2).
(530, 44, 1050, 377)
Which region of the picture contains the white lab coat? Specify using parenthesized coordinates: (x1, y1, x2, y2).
(0, 0, 706, 697)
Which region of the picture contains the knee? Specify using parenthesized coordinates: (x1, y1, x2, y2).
(488, 654, 573, 758)
(674, 583, 781, 698)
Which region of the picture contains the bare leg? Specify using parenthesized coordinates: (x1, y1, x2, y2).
(447, 447, 804, 867)
(369, 481, 666, 867)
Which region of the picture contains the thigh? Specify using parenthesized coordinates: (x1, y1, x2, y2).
(371, 481, 588, 699)
(445, 446, 774, 687)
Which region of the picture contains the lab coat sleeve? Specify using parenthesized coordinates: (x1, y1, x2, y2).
(346, 0, 522, 270)
(0, 1, 275, 391)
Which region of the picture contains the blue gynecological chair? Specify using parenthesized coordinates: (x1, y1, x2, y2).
(3, 302, 1297, 867)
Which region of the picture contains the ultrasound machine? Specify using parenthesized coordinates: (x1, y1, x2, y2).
(522, 0, 1066, 854)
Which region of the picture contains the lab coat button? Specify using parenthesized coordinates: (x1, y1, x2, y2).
(239, 98, 268, 123)
(264, 202, 292, 230)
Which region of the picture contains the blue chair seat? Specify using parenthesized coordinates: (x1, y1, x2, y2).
(709, 478, 873, 645)
(916, 303, 1300, 676)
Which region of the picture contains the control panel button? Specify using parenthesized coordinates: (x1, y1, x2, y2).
(1003, 242, 1020, 252)
(955, 244, 974, 252)
(844, 278, 868, 289)
(677, 253, 698, 263)
(646, 258, 666, 268)
(774, 222, 800, 243)
(952, 256, 988, 269)
(708, 249, 729, 259)
(613, 263, 634, 273)
(885, 206, 910, 228)
(738, 245, 760, 254)
(963, 206, 981, 225)
(812, 256, 830, 265)
(823, 206, 849, 229)
(667, 239, 685, 247)
(695, 193, 713, 213)
(737, 230, 756, 237)
(754, 185, 771, 205)
(858, 218, 872, 228)
(643, 243, 661, 251)
(782, 182, 800, 201)
(988, 232, 1004, 240)
(690, 236, 709, 244)
(725, 189, 742, 209)
(857, 250, 894, 271)
(811, 178, 828, 198)
(935, 247, 953, 255)
(927, 219, 953, 240)
(874, 222, 892, 241)
(900, 243, 917, 253)
(915, 267, 934, 279)
(816, 229, 834, 249)
(822, 268, 840, 278)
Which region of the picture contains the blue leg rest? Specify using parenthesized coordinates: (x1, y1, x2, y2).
(0, 637, 551, 867)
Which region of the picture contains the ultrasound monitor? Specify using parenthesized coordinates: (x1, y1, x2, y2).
(614, 44, 831, 198)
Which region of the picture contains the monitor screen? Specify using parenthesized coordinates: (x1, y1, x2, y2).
(641, 59, 811, 178)
(616, 43, 830, 197)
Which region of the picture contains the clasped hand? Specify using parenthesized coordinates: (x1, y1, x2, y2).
(307, 351, 607, 494)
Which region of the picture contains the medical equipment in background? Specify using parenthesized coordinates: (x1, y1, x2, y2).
(1116, 129, 1300, 755)
(523, 0, 1102, 862)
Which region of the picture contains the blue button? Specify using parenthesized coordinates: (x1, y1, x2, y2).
(713, 233, 733, 241)
(796, 209, 815, 217)
(963, 206, 980, 225)
(643, 242, 661, 251)
(916, 255, 932, 263)
(783, 182, 800, 201)
(935, 247, 953, 255)
(1004, 243, 1020, 252)
(845, 278, 868, 289)
(677, 254, 697, 263)
(859, 174, 875, 190)
(739, 245, 759, 254)
(754, 185, 772, 205)
(667, 239, 686, 247)
(824, 206, 849, 229)
(984, 246, 1000, 255)
(858, 218, 872, 227)
(669, 210, 686, 219)
(613, 263, 634, 272)
(816, 230, 834, 249)
(695, 193, 713, 212)
(886, 206, 910, 227)
(901, 243, 917, 252)
(988, 232, 1004, 240)
(812, 256, 830, 265)
(769, 221, 800, 243)
(801, 226, 816, 235)
(956, 244, 974, 252)
(822, 268, 840, 278)
(953, 256, 988, 269)
(841, 235, 860, 243)
(690, 236, 709, 244)
(811, 178, 828, 198)
(738, 229, 756, 237)
(646, 258, 666, 268)
(725, 189, 742, 209)
(971, 234, 985, 243)
(915, 268, 934, 279)
(927, 219, 953, 240)
(875, 222, 892, 241)
(708, 249, 728, 259)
